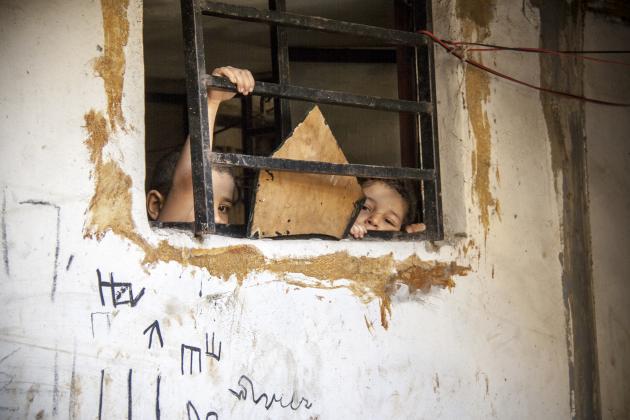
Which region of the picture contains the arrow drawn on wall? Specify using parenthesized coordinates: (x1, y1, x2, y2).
(143, 320, 164, 349)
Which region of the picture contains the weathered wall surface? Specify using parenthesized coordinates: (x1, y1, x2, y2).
(584, 12, 630, 420)
(0, 0, 602, 418)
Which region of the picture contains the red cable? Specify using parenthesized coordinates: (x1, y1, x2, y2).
(444, 40, 630, 67)
(417, 30, 630, 107)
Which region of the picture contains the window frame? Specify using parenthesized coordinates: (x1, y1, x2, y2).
(178, 0, 443, 241)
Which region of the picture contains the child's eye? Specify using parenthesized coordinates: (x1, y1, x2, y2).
(218, 204, 230, 213)
(385, 219, 396, 226)
(361, 205, 371, 212)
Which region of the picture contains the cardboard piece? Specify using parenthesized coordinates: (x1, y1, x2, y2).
(248, 107, 363, 239)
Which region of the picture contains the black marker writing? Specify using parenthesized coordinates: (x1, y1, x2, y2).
(228, 375, 312, 412)
(181, 344, 202, 375)
(98, 369, 104, 420)
(96, 269, 145, 308)
(66, 254, 74, 271)
(205, 332, 221, 361)
(155, 375, 161, 420)
(128, 369, 133, 420)
(186, 401, 218, 420)
(143, 320, 164, 349)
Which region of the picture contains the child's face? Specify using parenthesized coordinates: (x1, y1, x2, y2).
(149, 168, 234, 224)
(355, 181, 407, 231)
(212, 169, 235, 224)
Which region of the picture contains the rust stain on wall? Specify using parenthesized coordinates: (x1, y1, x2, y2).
(93, 0, 129, 131)
(457, 0, 500, 241)
(83, 0, 470, 330)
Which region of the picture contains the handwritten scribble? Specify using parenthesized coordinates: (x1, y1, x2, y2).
(143, 320, 164, 349)
(96, 369, 133, 419)
(155, 375, 161, 420)
(98, 369, 104, 420)
(186, 401, 219, 420)
(181, 344, 202, 375)
(18, 200, 60, 301)
(90, 312, 111, 338)
(205, 332, 221, 361)
(66, 254, 74, 271)
(96, 269, 145, 307)
(128, 369, 133, 420)
(228, 375, 313, 412)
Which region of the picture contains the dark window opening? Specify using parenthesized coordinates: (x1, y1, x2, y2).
(144, 0, 443, 241)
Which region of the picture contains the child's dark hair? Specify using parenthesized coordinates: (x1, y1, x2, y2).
(358, 178, 418, 226)
(150, 150, 181, 197)
(150, 149, 235, 198)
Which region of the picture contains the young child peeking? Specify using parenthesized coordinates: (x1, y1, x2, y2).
(146, 150, 235, 224)
(146, 66, 254, 224)
(349, 178, 426, 239)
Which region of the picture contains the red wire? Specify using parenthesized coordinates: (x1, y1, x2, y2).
(444, 40, 630, 67)
(417, 30, 630, 107)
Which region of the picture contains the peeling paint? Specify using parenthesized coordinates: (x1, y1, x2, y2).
(142, 242, 468, 329)
(83, 111, 136, 240)
(93, 0, 129, 131)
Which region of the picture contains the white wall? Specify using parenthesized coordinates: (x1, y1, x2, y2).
(0, 1, 591, 418)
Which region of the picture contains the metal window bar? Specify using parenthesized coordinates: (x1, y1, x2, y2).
(180, 0, 443, 239)
(269, 0, 292, 145)
(413, 0, 443, 241)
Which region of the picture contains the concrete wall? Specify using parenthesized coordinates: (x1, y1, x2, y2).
(585, 12, 630, 420)
(3, 0, 625, 418)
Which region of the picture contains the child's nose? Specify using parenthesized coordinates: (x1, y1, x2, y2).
(367, 213, 382, 228)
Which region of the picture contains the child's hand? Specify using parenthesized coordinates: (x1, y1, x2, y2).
(405, 223, 426, 233)
(350, 223, 368, 239)
(208, 66, 255, 104)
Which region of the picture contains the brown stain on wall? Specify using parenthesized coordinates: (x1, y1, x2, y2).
(457, 0, 500, 241)
(93, 0, 129, 131)
(83, 0, 470, 329)
(69, 375, 81, 419)
(466, 67, 499, 241)
(456, 0, 495, 39)
(146, 243, 469, 329)
(83, 111, 136, 240)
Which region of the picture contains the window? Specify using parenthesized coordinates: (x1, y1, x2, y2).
(145, 0, 442, 240)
